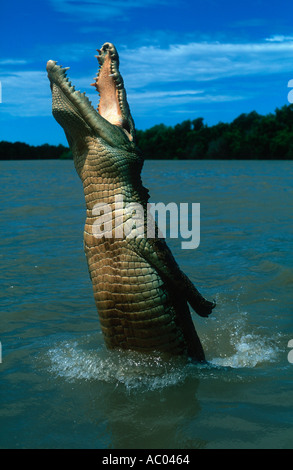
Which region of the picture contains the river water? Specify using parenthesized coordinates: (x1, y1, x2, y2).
(0, 159, 292, 449)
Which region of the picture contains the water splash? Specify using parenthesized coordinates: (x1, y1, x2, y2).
(208, 313, 280, 369)
(210, 332, 279, 368)
(47, 338, 191, 391)
(46, 311, 281, 390)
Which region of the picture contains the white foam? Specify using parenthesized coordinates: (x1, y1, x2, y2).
(47, 339, 190, 391)
(210, 330, 280, 369)
(46, 312, 281, 389)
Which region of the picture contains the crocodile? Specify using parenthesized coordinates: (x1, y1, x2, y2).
(46, 42, 215, 362)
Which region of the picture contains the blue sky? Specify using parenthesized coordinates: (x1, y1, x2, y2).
(1, 0, 293, 145)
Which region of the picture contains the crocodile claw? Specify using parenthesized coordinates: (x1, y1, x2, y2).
(195, 298, 216, 318)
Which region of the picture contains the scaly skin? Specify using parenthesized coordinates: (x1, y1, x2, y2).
(47, 42, 215, 361)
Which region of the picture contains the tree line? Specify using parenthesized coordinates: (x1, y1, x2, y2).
(0, 141, 70, 160)
(1, 104, 293, 160)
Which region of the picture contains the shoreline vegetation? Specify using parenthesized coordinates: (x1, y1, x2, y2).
(1, 105, 293, 160)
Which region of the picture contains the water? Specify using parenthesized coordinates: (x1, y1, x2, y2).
(0, 159, 293, 449)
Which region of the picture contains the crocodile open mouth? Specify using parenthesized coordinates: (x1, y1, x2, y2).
(46, 42, 134, 142)
(92, 43, 132, 136)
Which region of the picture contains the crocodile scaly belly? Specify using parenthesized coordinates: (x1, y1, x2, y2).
(84, 238, 187, 355)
